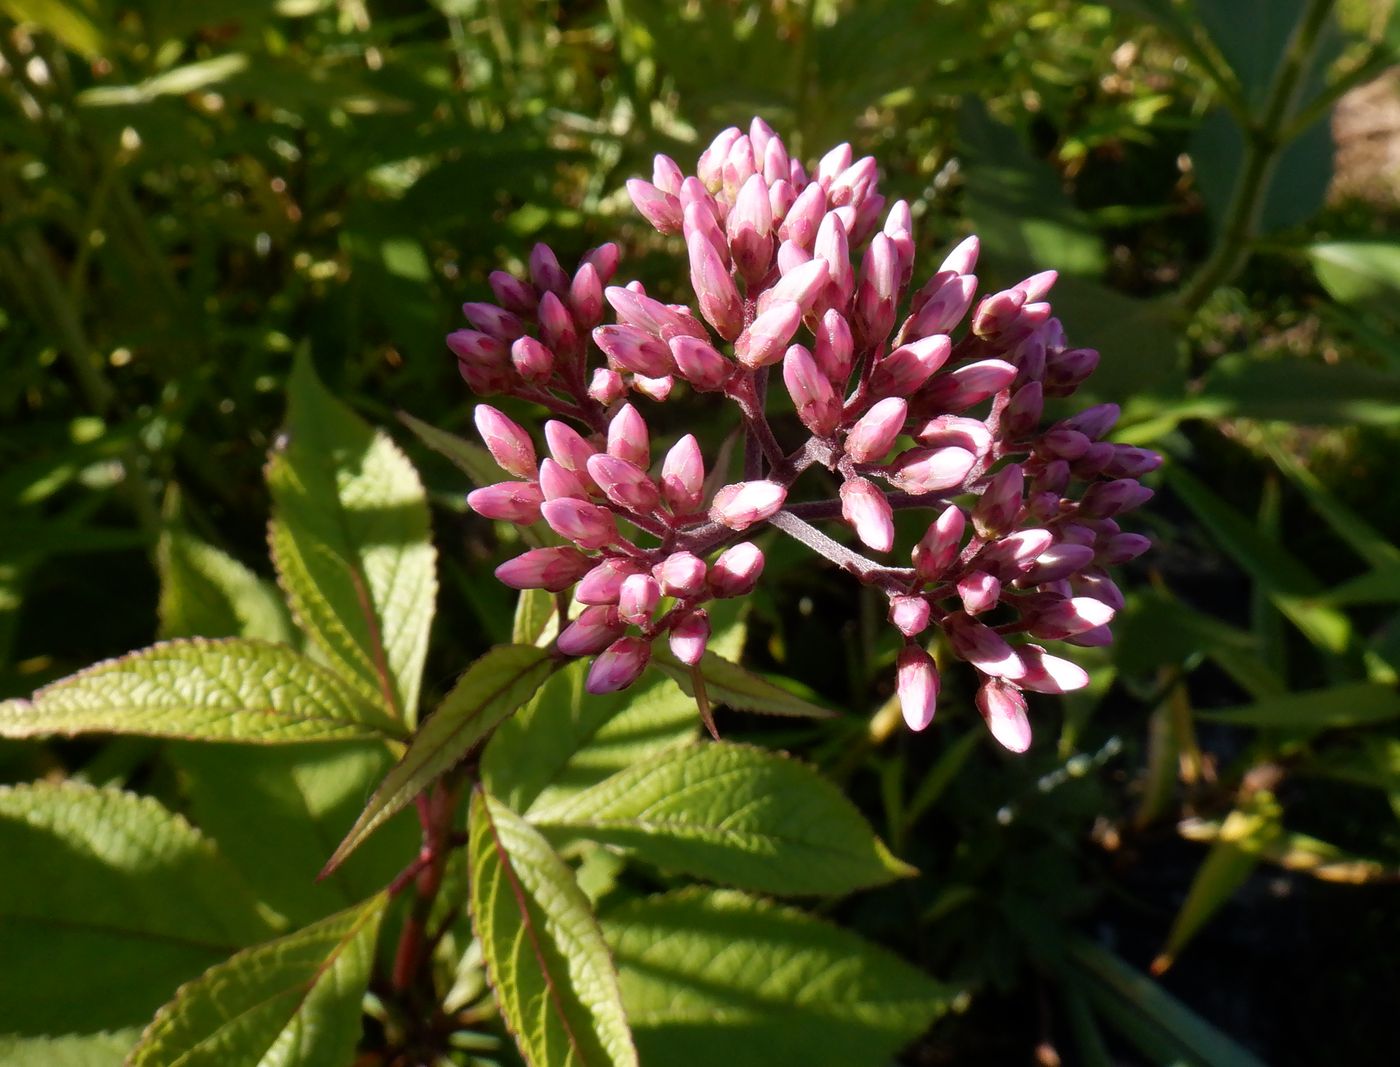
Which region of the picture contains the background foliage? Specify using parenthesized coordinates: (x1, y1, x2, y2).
(2, 1, 1399, 1064)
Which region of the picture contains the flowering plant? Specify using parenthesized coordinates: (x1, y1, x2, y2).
(455, 116, 1156, 752)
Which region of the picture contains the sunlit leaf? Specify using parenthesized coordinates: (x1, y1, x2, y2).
(652, 648, 834, 719)
(157, 525, 295, 645)
(1196, 681, 1400, 730)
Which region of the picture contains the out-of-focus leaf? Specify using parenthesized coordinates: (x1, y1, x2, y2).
(1153, 791, 1282, 973)
(602, 888, 956, 1067)
(0, 1030, 139, 1067)
(513, 587, 559, 647)
(0, 782, 274, 1035)
(1049, 278, 1181, 396)
(1311, 241, 1400, 307)
(0, 638, 402, 743)
(268, 353, 436, 726)
(1180, 817, 1399, 884)
(482, 660, 696, 815)
(128, 895, 386, 1067)
(653, 648, 835, 719)
(467, 789, 638, 1067)
(1196, 0, 1316, 109)
(1196, 681, 1400, 730)
(1063, 937, 1270, 1067)
(0, 0, 106, 58)
(534, 741, 914, 896)
(323, 645, 557, 875)
(398, 411, 504, 487)
(1319, 564, 1400, 605)
(157, 526, 295, 645)
(79, 55, 250, 107)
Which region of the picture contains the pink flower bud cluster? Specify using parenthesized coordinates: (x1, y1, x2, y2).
(450, 117, 1158, 752)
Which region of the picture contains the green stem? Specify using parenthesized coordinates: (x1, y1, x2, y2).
(1175, 0, 1336, 316)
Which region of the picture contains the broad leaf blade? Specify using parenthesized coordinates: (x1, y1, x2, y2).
(323, 644, 558, 874)
(157, 524, 295, 645)
(398, 409, 504, 487)
(0, 1030, 139, 1067)
(268, 353, 437, 724)
(0, 782, 274, 1035)
(602, 888, 956, 1067)
(128, 895, 387, 1067)
(468, 789, 638, 1067)
(653, 649, 834, 719)
(535, 741, 912, 895)
(1196, 682, 1400, 730)
(0, 638, 402, 743)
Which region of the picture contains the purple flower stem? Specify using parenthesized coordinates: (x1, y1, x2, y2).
(768, 509, 915, 593)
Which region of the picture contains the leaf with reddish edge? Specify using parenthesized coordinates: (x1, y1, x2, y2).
(468, 788, 638, 1067)
(652, 649, 834, 720)
(321, 645, 558, 877)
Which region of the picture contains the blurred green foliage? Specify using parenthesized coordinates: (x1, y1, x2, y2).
(3, 1, 1400, 1064)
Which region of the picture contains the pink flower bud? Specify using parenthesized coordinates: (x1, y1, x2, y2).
(948, 616, 1027, 680)
(568, 262, 605, 329)
(1103, 446, 1162, 479)
(544, 420, 597, 473)
(698, 127, 742, 190)
(529, 243, 570, 296)
(722, 135, 756, 200)
(587, 453, 661, 512)
(734, 300, 802, 369)
(783, 344, 842, 435)
(510, 336, 555, 382)
(627, 178, 683, 234)
(1065, 624, 1114, 648)
(1028, 596, 1116, 640)
(557, 606, 627, 656)
(537, 291, 579, 356)
(844, 397, 908, 463)
(906, 274, 977, 338)
(1100, 532, 1151, 565)
(1003, 382, 1044, 437)
(888, 595, 931, 637)
(1033, 459, 1071, 496)
(661, 434, 706, 515)
(448, 329, 508, 367)
(841, 477, 895, 553)
(977, 528, 1054, 578)
(1040, 428, 1091, 460)
(708, 542, 765, 597)
(957, 570, 1001, 615)
(632, 374, 674, 402)
(972, 288, 1025, 339)
(681, 186, 730, 264)
(817, 142, 853, 185)
(1013, 335, 1048, 383)
(588, 367, 627, 406)
(779, 181, 826, 248)
(911, 505, 966, 582)
(1079, 479, 1154, 518)
(977, 678, 1031, 753)
(467, 481, 544, 524)
(577, 557, 644, 605)
(618, 573, 661, 625)
(1073, 569, 1125, 611)
(462, 302, 525, 342)
(776, 239, 812, 275)
(896, 646, 940, 732)
(495, 546, 593, 592)
(974, 464, 1024, 537)
(1062, 404, 1120, 440)
(870, 335, 952, 397)
(605, 285, 708, 342)
(669, 335, 731, 391)
(1044, 348, 1100, 395)
(652, 153, 684, 195)
(758, 257, 830, 314)
(541, 498, 617, 550)
(686, 213, 744, 341)
(586, 635, 652, 694)
(538, 458, 590, 501)
(855, 233, 899, 344)
(829, 155, 878, 207)
(728, 173, 775, 282)
(768, 177, 796, 220)
(709, 480, 786, 530)
(668, 609, 711, 666)
(607, 403, 650, 469)
(652, 551, 707, 598)
(488, 271, 536, 315)
(889, 446, 977, 495)
(813, 212, 852, 304)
(813, 308, 854, 386)
(593, 324, 674, 378)
(913, 415, 992, 457)
(1017, 645, 1089, 694)
(1072, 441, 1115, 479)
(474, 405, 537, 479)
(1018, 543, 1096, 586)
(582, 243, 620, 284)
(883, 200, 915, 283)
(916, 359, 1018, 413)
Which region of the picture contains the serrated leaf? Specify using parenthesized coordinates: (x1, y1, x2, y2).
(468, 789, 638, 1067)
(483, 660, 697, 815)
(1196, 681, 1400, 730)
(602, 888, 956, 1067)
(0, 782, 274, 1035)
(268, 353, 437, 724)
(534, 741, 913, 895)
(0, 1029, 139, 1067)
(323, 644, 558, 874)
(157, 524, 295, 644)
(653, 649, 834, 719)
(128, 895, 387, 1067)
(171, 742, 418, 926)
(398, 410, 504, 487)
(0, 638, 403, 744)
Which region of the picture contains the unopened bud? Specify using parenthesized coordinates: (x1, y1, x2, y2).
(495, 547, 593, 592)
(783, 344, 842, 435)
(1017, 644, 1089, 694)
(911, 505, 966, 582)
(840, 477, 895, 553)
(510, 336, 555, 382)
(708, 542, 764, 597)
(957, 570, 1001, 615)
(686, 211, 744, 341)
(948, 616, 1027, 680)
(844, 397, 908, 463)
(467, 481, 544, 525)
(587, 453, 661, 512)
(661, 435, 706, 515)
(669, 335, 731, 391)
(728, 173, 775, 282)
(1028, 596, 1116, 640)
(462, 302, 525, 343)
(618, 573, 661, 625)
(914, 415, 992, 458)
(541, 498, 617, 550)
(668, 609, 711, 666)
(607, 403, 650, 469)
(889, 446, 977, 495)
(627, 178, 683, 234)
(709, 480, 786, 530)
(544, 420, 597, 473)
(488, 271, 536, 315)
(538, 458, 589, 501)
(735, 300, 803, 369)
(1079, 479, 1154, 518)
(528, 243, 570, 296)
(586, 636, 651, 694)
(973, 464, 1024, 537)
(813, 309, 855, 386)
(896, 646, 940, 732)
(870, 335, 951, 397)
(568, 262, 605, 329)
(1018, 543, 1096, 586)
(557, 606, 626, 656)
(906, 274, 977, 338)
(1100, 532, 1151, 565)
(593, 324, 674, 378)
(588, 367, 627, 406)
(474, 405, 536, 479)
(916, 360, 1018, 413)
(976, 678, 1031, 753)
(888, 595, 931, 638)
(577, 557, 644, 605)
(779, 181, 826, 248)
(653, 551, 707, 597)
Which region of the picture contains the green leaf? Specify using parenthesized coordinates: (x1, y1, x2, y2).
(1318, 563, 1400, 606)
(652, 649, 834, 719)
(602, 888, 956, 1067)
(0, 782, 274, 1035)
(1310, 240, 1400, 308)
(1196, 681, 1400, 730)
(1180, 815, 1399, 884)
(128, 895, 387, 1067)
(268, 352, 437, 724)
(483, 660, 697, 815)
(0, 0, 107, 58)
(533, 741, 913, 896)
(323, 644, 558, 874)
(398, 410, 504, 487)
(1049, 280, 1181, 397)
(514, 587, 560, 646)
(0, 638, 403, 743)
(467, 789, 639, 1067)
(157, 524, 295, 645)
(171, 742, 418, 927)
(0, 1030, 139, 1067)
(1063, 937, 1269, 1067)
